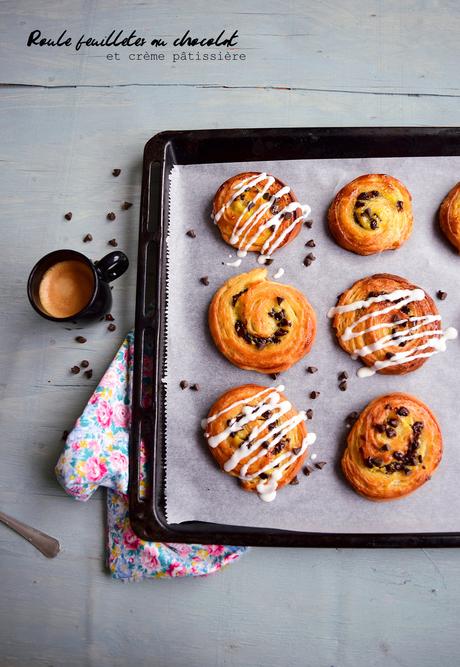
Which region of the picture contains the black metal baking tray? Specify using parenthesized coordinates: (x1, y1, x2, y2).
(129, 127, 460, 547)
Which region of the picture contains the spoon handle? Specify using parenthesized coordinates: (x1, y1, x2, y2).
(0, 510, 60, 558)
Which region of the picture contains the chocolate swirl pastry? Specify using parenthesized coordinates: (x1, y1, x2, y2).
(208, 268, 317, 374)
(439, 182, 460, 252)
(212, 172, 309, 262)
(328, 174, 413, 255)
(203, 384, 316, 502)
(328, 274, 457, 378)
(342, 393, 442, 501)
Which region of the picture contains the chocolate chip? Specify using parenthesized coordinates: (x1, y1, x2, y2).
(179, 380, 189, 390)
(289, 476, 299, 485)
(264, 258, 274, 266)
(388, 418, 398, 428)
(262, 192, 271, 200)
(121, 201, 133, 210)
(64, 212, 72, 221)
(386, 427, 397, 438)
(437, 290, 447, 301)
(371, 458, 384, 467)
(314, 461, 327, 470)
(261, 441, 270, 449)
(200, 276, 209, 286)
(306, 252, 316, 261)
(397, 406, 409, 417)
(305, 239, 316, 248)
(385, 352, 394, 359)
(403, 467, 412, 475)
(380, 444, 390, 451)
(310, 391, 320, 399)
(76, 336, 87, 344)
(374, 424, 385, 433)
(307, 366, 318, 374)
(105, 313, 114, 321)
(338, 371, 348, 381)
(107, 212, 116, 221)
(190, 383, 199, 391)
(370, 220, 378, 230)
(62, 430, 69, 441)
(107, 323, 116, 332)
(339, 381, 347, 391)
(391, 314, 399, 322)
(80, 360, 89, 368)
(108, 238, 118, 247)
(396, 200, 404, 211)
(259, 472, 268, 480)
(186, 229, 196, 238)
(270, 373, 279, 380)
(276, 297, 284, 305)
(304, 220, 313, 228)
(270, 203, 280, 215)
(303, 466, 312, 476)
(256, 340, 266, 349)
(401, 305, 411, 314)
(262, 411, 272, 419)
(112, 169, 121, 177)
(83, 233, 93, 242)
(303, 257, 312, 267)
(306, 409, 313, 420)
(84, 369, 93, 379)
(292, 447, 302, 455)
(70, 365, 80, 374)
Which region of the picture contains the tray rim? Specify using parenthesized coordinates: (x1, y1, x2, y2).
(129, 126, 460, 547)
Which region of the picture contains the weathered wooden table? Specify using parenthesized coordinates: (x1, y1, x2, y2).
(1, 1, 460, 665)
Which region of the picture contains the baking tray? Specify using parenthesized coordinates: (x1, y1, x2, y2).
(129, 127, 460, 547)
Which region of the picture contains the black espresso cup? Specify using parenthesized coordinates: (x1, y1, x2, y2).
(27, 249, 129, 322)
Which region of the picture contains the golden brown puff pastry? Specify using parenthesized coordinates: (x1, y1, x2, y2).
(439, 182, 460, 252)
(328, 273, 457, 378)
(342, 393, 442, 501)
(328, 174, 413, 255)
(212, 171, 308, 261)
(208, 268, 316, 374)
(203, 383, 316, 502)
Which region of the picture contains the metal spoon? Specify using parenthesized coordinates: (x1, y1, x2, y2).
(0, 510, 60, 558)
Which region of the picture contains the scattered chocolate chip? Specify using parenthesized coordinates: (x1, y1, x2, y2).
(200, 276, 209, 286)
(84, 369, 93, 379)
(105, 313, 114, 321)
(303, 466, 312, 476)
(292, 447, 302, 455)
(108, 238, 118, 247)
(64, 212, 72, 221)
(276, 297, 284, 305)
(80, 360, 89, 368)
(264, 258, 274, 266)
(270, 373, 279, 380)
(190, 383, 199, 391)
(338, 371, 348, 381)
(305, 239, 316, 248)
(186, 229, 196, 238)
(314, 461, 327, 470)
(76, 336, 87, 344)
(112, 169, 121, 177)
(306, 252, 316, 261)
(70, 365, 80, 375)
(397, 406, 409, 417)
(121, 201, 133, 210)
(396, 200, 404, 211)
(289, 476, 299, 485)
(62, 430, 69, 441)
(306, 409, 313, 419)
(303, 257, 312, 267)
(107, 212, 116, 221)
(304, 220, 313, 228)
(307, 366, 318, 374)
(83, 233, 93, 243)
(437, 290, 447, 301)
(179, 380, 189, 390)
(339, 380, 347, 391)
(310, 391, 320, 399)
(107, 323, 116, 332)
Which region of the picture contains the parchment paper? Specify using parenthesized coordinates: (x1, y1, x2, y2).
(165, 156, 460, 533)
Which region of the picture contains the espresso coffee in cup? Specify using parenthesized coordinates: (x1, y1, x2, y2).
(28, 249, 129, 322)
(38, 260, 95, 319)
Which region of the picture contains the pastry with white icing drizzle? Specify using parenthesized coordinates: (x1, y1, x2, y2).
(203, 384, 316, 502)
(209, 268, 316, 374)
(342, 392, 442, 501)
(328, 273, 457, 377)
(328, 174, 413, 255)
(211, 172, 310, 263)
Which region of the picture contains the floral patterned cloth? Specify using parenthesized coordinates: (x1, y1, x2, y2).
(55, 331, 247, 580)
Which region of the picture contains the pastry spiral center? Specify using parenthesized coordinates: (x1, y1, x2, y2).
(353, 190, 403, 231)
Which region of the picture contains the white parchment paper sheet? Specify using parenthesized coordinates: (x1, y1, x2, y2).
(165, 156, 460, 533)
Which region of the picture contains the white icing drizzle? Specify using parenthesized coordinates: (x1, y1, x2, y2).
(273, 267, 285, 279)
(328, 287, 458, 377)
(215, 172, 311, 261)
(203, 386, 316, 502)
(225, 258, 242, 267)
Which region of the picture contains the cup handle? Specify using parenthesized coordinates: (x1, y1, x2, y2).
(96, 251, 129, 283)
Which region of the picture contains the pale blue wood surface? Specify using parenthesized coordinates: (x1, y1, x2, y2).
(1, 1, 460, 666)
